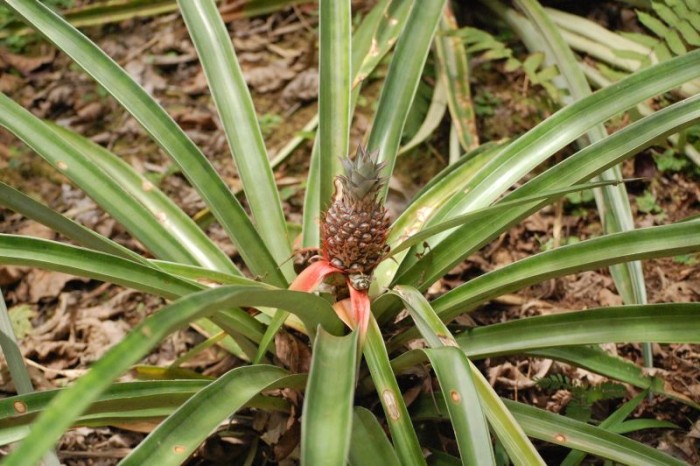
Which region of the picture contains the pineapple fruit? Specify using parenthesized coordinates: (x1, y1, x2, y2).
(320, 145, 391, 290)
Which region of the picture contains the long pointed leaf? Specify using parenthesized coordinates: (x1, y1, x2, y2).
(560, 391, 648, 466)
(363, 316, 426, 466)
(515, 0, 651, 365)
(349, 407, 401, 466)
(121, 367, 303, 465)
(432, 220, 700, 320)
(425, 348, 496, 466)
(367, 0, 446, 201)
(0, 181, 146, 265)
(458, 303, 700, 358)
(392, 285, 541, 465)
(0, 235, 200, 299)
(0, 93, 191, 263)
(395, 85, 700, 288)
(388, 179, 626, 258)
(435, 5, 479, 151)
(49, 124, 238, 274)
(178, 0, 292, 279)
(318, 0, 351, 210)
(302, 329, 358, 466)
(504, 400, 685, 465)
(3, 0, 285, 285)
(1, 286, 343, 466)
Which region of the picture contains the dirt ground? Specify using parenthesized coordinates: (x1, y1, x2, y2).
(0, 2, 698, 464)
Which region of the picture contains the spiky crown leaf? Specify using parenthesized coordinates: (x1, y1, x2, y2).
(338, 145, 386, 202)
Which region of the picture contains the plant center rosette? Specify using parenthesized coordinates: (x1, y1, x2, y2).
(290, 145, 391, 341)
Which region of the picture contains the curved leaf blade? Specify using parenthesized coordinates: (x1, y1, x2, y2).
(367, 0, 446, 201)
(0, 93, 191, 264)
(0, 181, 146, 265)
(3, 0, 285, 285)
(504, 400, 685, 466)
(301, 329, 358, 466)
(395, 92, 700, 289)
(178, 0, 292, 278)
(515, 0, 651, 365)
(0, 235, 200, 299)
(349, 407, 401, 466)
(433, 220, 700, 320)
(425, 347, 496, 466)
(363, 317, 426, 466)
(2, 286, 343, 466)
(458, 303, 700, 359)
(121, 367, 303, 465)
(49, 124, 238, 274)
(392, 285, 541, 465)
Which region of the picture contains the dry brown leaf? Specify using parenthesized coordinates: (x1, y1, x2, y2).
(281, 68, 317, 105)
(0, 49, 55, 74)
(25, 269, 78, 303)
(243, 59, 296, 93)
(274, 331, 311, 373)
(598, 288, 623, 307)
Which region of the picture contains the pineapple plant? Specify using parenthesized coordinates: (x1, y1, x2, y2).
(0, 0, 699, 465)
(321, 145, 391, 291)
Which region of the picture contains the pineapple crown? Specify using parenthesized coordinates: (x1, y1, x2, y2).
(338, 145, 386, 201)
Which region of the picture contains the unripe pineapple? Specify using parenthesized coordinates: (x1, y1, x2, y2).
(321, 145, 391, 290)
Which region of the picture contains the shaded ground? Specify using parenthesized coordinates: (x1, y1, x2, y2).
(0, 2, 699, 464)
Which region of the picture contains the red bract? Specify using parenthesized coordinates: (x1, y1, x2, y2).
(289, 259, 371, 342)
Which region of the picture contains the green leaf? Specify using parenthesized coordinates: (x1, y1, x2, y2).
(178, 0, 292, 279)
(458, 303, 700, 358)
(435, 6, 479, 152)
(49, 123, 237, 274)
(414, 393, 683, 465)
(0, 181, 147, 265)
(433, 220, 700, 321)
(395, 82, 700, 290)
(121, 367, 303, 465)
(367, 0, 446, 201)
(149, 260, 262, 287)
(0, 235, 200, 299)
(653, 40, 673, 61)
(0, 380, 209, 444)
(504, 399, 685, 465)
(482, 1, 652, 372)
(302, 329, 358, 466)
(665, 29, 687, 55)
(303, 0, 409, 247)
(317, 0, 351, 211)
(349, 408, 401, 466)
(470, 361, 545, 466)
(3, 0, 285, 285)
(637, 190, 663, 213)
(363, 317, 426, 466)
(652, 1, 680, 26)
(0, 292, 33, 399)
(374, 143, 497, 290)
(425, 348, 496, 466)
(527, 346, 699, 409)
(391, 286, 538, 465)
(398, 72, 448, 155)
(561, 391, 647, 466)
(388, 179, 627, 258)
(0, 93, 192, 264)
(638, 10, 670, 38)
(2, 286, 343, 466)
(677, 19, 700, 46)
